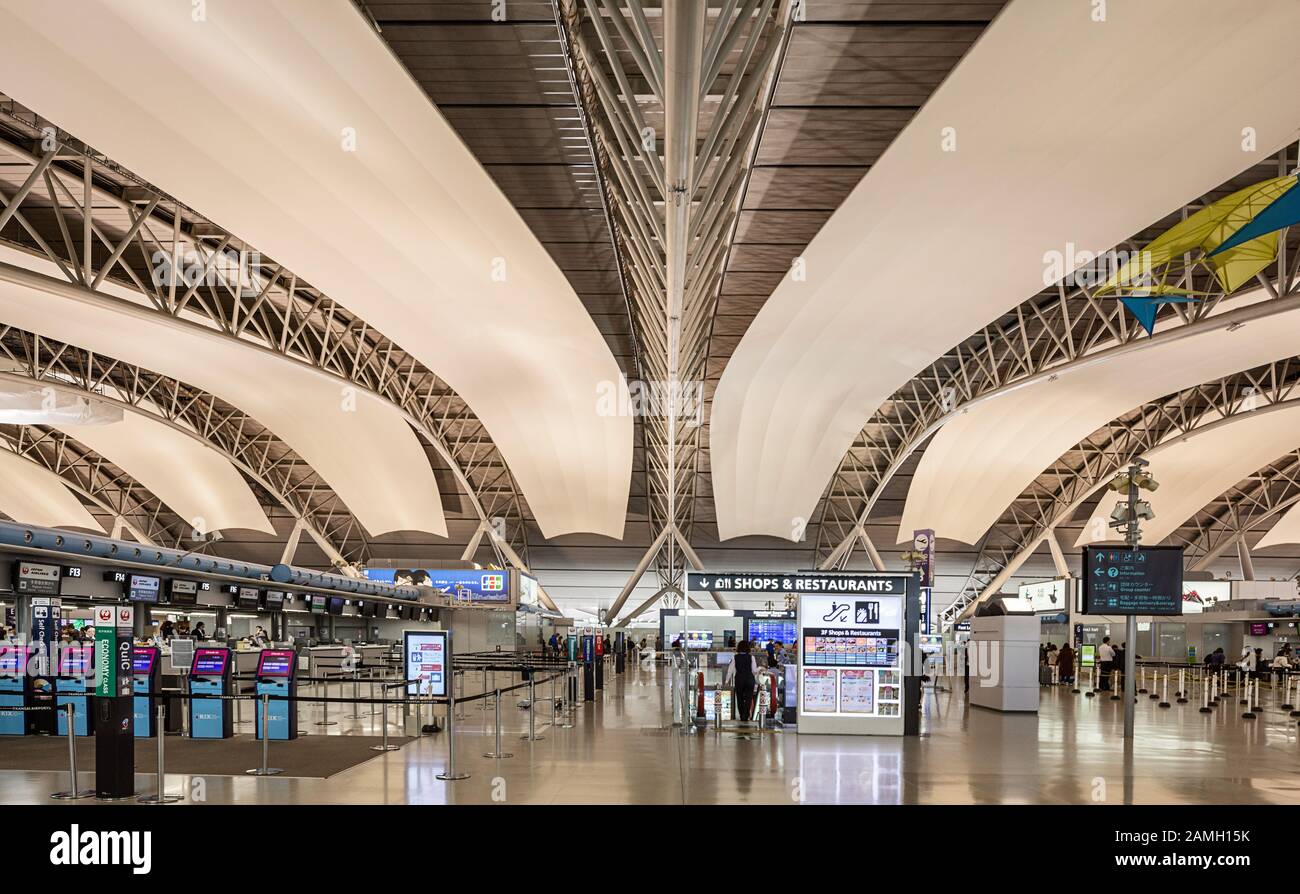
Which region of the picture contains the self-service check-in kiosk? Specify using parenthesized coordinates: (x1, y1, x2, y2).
(132, 645, 162, 737)
(188, 647, 233, 739)
(55, 645, 94, 736)
(254, 649, 298, 740)
(0, 645, 29, 736)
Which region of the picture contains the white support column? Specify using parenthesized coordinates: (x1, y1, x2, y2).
(605, 525, 674, 620)
(1046, 526, 1072, 578)
(110, 516, 126, 541)
(856, 527, 887, 572)
(1237, 538, 1257, 581)
(485, 525, 561, 613)
(460, 521, 487, 563)
(279, 517, 306, 566)
(615, 585, 682, 627)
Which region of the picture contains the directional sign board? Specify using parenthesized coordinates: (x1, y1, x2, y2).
(1081, 546, 1183, 616)
(686, 572, 908, 596)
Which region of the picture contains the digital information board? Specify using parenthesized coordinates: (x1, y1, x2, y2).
(1081, 546, 1184, 616)
(405, 630, 448, 697)
(796, 574, 912, 736)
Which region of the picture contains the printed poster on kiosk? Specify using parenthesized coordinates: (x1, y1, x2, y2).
(796, 574, 910, 735)
(405, 630, 448, 697)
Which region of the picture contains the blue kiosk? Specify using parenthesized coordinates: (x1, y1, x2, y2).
(55, 644, 94, 736)
(254, 648, 298, 740)
(0, 645, 30, 736)
(189, 647, 233, 739)
(132, 645, 162, 737)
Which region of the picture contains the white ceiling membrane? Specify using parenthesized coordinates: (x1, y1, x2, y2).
(0, 244, 446, 538)
(897, 288, 1300, 545)
(0, 381, 122, 426)
(0, 0, 632, 539)
(1257, 503, 1300, 550)
(60, 412, 275, 537)
(708, 0, 1300, 541)
(0, 448, 102, 533)
(1077, 404, 1300, 548)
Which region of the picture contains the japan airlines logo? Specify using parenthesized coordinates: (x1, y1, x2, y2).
(821, 602, 849, 623)
(96, 608, 113, 623)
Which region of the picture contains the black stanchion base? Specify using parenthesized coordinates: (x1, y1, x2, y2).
(1176, 698, 1188, 704)
(1281, 702, 1294, 710)
(1084, 691, 1096, 698)
(1251, 705, 1262, 712)
(1199, 706, 1213, 713)
(1109, 694, 1122, 701)
(1239, 699, 1249, 705)
(1070, 688, 1080, 694)
(1242, 712, 1257, 719)
(436, 772, 470, 781)
(1158, 702, 1171, 708)
(1138, 688, 1148, 694)
(1148, 694, 1160, 700)
(1290, 710, 1300, 718)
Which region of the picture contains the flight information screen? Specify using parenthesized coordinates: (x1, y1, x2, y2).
(747, 618, 796, 646)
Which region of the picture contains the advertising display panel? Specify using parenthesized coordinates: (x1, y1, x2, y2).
(796, 573, 912, 736)
(1018, 579, 1069, 614)
(405, 630, 448, 697)
(365, 568, 514, 604)
(1181, 581, 1230, 614)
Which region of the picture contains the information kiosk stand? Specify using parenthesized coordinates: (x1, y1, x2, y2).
(0, 645, 30, 736)
(254, 649, 298, 740)
(55, 645, 94, 736)
(132, 645, 162, 737)
(188, 647, 233, 739)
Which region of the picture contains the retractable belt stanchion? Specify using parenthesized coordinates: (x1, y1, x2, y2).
(315, 675, 337, 727)
(436, 690, 469, 781)
(371, 685, 400, 752)
(484, 689, 513, 759)
(139, 705, 181, 803)
(50, 704, 93, 800)
(246, 695, 283, 776)
(521, 671, 544, 741)
(346, 671, 362, 720)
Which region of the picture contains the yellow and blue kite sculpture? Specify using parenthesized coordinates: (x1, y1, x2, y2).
(1096, 174, 1300, 335)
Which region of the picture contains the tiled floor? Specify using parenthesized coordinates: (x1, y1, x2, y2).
(4, 663, 1300, 804)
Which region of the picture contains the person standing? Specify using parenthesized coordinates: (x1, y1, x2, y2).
(725, 640, 759, 722)
(1097, 636, 1116, 691)
(1057, 642, 1075, 685)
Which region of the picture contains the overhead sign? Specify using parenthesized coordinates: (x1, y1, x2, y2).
(687, 572, 909, 595)
(14, 561, 61, 595)
(404, 630, 448, 697)
(366, 568, 513, 603)
(1081, 546, 1183, 616)
(1018, 579, 1069, 614)
(126, 574, 161, 603)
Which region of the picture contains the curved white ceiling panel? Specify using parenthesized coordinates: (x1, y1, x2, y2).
(0, 0, 632, 539)
(899, 289, 1300, 545)
(0, 244, 446, 538)
(709, 0, 1300, 540)
(1077, 404, 1300, 548)
(0, 448, 102, 533)
(1257, 504, 1300, 551)
(61, 412, 275, 536)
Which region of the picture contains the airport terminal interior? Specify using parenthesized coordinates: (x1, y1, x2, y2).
(1, 0, 1300, 826)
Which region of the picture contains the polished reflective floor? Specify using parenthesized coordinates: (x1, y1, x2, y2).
(4, 662, 1300, 804)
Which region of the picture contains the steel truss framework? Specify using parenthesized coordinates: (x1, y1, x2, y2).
(0, 102, 529, 567)
(942, 358, 1300, 629)
(1176, 449, 1300, 575)
(0, 326, 372, 568)
(813, 145, 1300, 573)
(0, 423, 190, 548)
(555, 0, 792, 590)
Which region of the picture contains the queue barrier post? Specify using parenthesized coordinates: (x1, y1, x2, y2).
(139, 705, 182, 804)
(316, 676, 337, 727)
(247, 694, 283, 776)
(371, 687, 400, 752)
(50, 704, 94, 800)
(436, 683, 470, 781)
(484, 689, 513, 759)
(521, 672, 544, 741)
